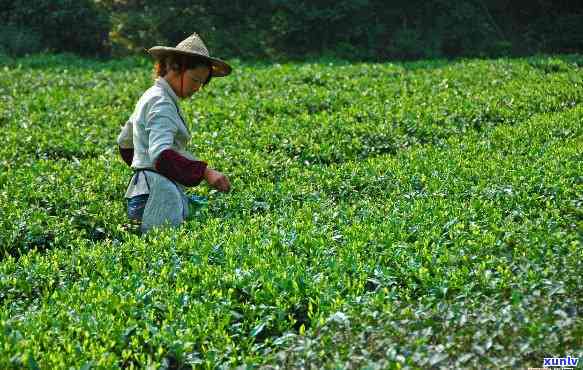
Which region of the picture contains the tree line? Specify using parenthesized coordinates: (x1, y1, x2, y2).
(1, 0, 581, 59)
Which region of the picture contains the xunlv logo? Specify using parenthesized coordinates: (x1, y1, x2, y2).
(543, 356, 579, 367)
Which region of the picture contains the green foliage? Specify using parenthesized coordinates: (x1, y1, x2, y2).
(98, 0, 583, 60)
(0, 0, 110, 56)
(388, 28, 426, 60)
(2, 0, 582, 58)
(525, 14, 583, 53)
(0, 26, 43, 57)
(0, 54, 582, 368)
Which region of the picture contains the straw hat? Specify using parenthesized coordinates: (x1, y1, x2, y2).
(148, 33, 232, 77)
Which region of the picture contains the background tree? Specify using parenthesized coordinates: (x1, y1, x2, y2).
(1, 0, 581, 59)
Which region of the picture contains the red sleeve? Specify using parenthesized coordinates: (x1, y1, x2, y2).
(154, 149, 207, 187)
(119, 147, 134, 167)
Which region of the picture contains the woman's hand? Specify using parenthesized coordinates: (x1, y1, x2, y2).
(204, 168, 231, 192)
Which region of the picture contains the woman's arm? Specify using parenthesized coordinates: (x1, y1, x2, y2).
(146, 99, 208, 186)
(155, 149, 207, 186)
(117, 120, 134, 166)
(144, 98, 230, 190)
(119, 147, 134, 166)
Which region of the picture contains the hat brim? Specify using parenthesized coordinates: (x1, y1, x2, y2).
(147, 46, 232, 77)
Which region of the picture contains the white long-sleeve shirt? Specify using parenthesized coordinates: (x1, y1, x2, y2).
(117, 78, 199, 198)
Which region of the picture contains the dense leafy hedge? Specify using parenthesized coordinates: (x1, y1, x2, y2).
(100, 0, 583, 59)
(1, 0, 582, 58)
(0, 0, 110, 56)
(0, 54, 581, 367)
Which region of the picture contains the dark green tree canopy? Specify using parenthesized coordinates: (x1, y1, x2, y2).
(1, 0, 582, 58)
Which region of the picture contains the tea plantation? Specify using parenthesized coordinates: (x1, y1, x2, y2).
(0, 54, 581, 368)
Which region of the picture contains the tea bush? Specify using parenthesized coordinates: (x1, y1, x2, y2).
(0, 54, 581, 368)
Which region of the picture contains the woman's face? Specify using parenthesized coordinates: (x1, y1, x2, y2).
(181, 66, 211, 98)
